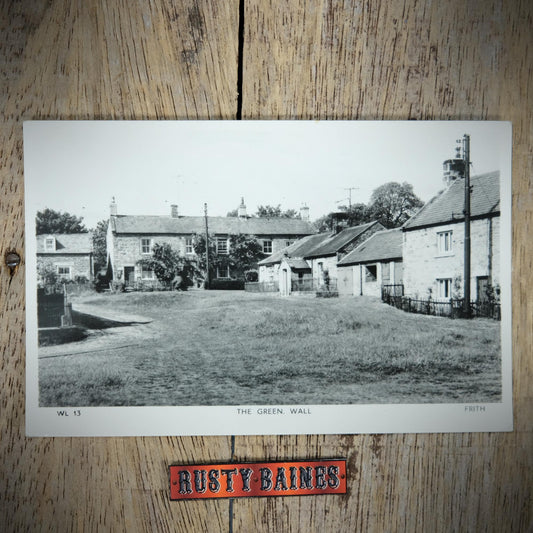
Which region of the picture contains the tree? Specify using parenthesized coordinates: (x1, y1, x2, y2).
(228, 234, 264, 279)
(36, 259, 59, 289)
(36, 208, 87, 234)
(367, 182, 424, 228)
(137, 243, 193, 288)
(256, 205, 300, 218)
(192, 234, 223, 285)
(193, 233, 264, 283)
(226, 208, 239, 217)
(313, 203, 372, 233)
(92, 220, 108, 274)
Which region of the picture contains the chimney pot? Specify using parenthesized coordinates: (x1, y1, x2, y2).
(110, 197, 117, 216)
(171, 204, 178, 218)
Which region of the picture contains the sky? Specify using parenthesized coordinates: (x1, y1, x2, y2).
(24, 121, 511, 230)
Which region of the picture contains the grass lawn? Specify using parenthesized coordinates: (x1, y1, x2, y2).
(38, 290, 502, 406)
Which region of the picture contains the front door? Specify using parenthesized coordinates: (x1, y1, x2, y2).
(281, 268, 290, 296)
(124, 266, 135, 287)
(476, 276, 489, 302)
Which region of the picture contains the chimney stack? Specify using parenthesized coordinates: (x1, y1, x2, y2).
(443, 143, 465, 186)
(300, 204, 310, 221)
(171, 204, 179, 218)
(443, 159, 465, 186)
(110, 197, 117, 216)
(238, 197, 247, 218)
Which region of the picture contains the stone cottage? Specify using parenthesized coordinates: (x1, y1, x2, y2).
(36, 233, 94, 283)
(106, 199, 315, 287)
(257, 233, 330, 288)
(402, 170, 500, 302)
(258, 221, 383, 294)
(302, 221, 384, 286)
(337, 228, 403, 297)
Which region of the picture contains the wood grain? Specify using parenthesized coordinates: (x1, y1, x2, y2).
(237, 1, 533, 531)
(0, 1, 238, 531)
(0, 0, 531, 531)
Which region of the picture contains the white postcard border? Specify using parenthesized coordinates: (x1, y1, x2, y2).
(24, 120, 513, 437)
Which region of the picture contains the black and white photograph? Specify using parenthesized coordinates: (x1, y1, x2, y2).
(24, 120, 512, 436)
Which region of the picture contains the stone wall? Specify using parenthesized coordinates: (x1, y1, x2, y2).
(258, 263, 280, 283)
(37, 254, 93, 281)
(110, 233, 297, 282)
(338, 259, 403, 298)
(403, 217, 500, 300)
(309, 255, 338, 283)
(109, 234, 186, 281)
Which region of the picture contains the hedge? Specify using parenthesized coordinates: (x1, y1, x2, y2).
(209, 279, 245, 290)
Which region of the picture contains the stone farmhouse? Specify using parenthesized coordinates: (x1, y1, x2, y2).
(402, 170, 500, 302)
(258, 221, 383, 295)
(36, 233, 94, 283)
(106, 199, 315, 287)
(337, 228, 403, 297)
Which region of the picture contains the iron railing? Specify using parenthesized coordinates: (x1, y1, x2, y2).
(381, 288, 501, 320)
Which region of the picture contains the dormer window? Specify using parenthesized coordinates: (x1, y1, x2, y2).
(45, 237, 56, 251)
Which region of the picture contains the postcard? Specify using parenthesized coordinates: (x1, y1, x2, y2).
(24, 120, 513, 436)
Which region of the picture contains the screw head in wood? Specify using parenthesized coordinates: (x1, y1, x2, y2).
(6, 252, 21, 272)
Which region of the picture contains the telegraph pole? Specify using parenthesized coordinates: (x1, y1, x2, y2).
(204, 203, 210, 290)
(463, 134, 471, 317)
(344, 187, 359, 208)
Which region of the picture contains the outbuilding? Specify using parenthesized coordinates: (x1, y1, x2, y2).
(337, 228, 403, 297)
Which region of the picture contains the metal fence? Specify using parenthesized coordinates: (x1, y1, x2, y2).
(292, 278, 338, 295)
(381, 288, 501, 320)
(245, 281, 279, 293)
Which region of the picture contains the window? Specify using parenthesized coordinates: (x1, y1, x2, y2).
(437, 278, 452, 299)
(45, 237, 56, 251)
(437, 231, 453, 254)
(217, 237, 228, 255)
(57, 266, 71, 280)
(141, 266, 155, 280)
(285, 240, 295, 247)
(262, 239, 273, 254)
(365, 264, 377, 282)
(185, 237, 194, 254)
(217, 265, 230, 278)
(141, 238, 153, 254)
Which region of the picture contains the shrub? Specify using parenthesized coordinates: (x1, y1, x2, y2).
(244, 269, 259, 282)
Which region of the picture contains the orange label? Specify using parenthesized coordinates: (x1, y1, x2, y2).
(170, 460, 346, 500)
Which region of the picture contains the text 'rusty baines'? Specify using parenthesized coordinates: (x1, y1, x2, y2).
(170, 460, 346, 500)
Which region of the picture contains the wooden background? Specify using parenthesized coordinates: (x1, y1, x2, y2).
(1, 1, 531, 531)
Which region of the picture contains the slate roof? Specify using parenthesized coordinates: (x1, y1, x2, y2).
(284, 258, 312, 270)
(258, 221, 381, 266)
(258, 233, 330, 266)
(304, 221, 381, 259)
(110, 215, 315, 237)
(37, 233, 92, 254)
(338, 229, 403, 266)
(403, 171, 500, 230)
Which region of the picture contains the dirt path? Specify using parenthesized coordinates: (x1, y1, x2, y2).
(73, 302, 153, 324)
